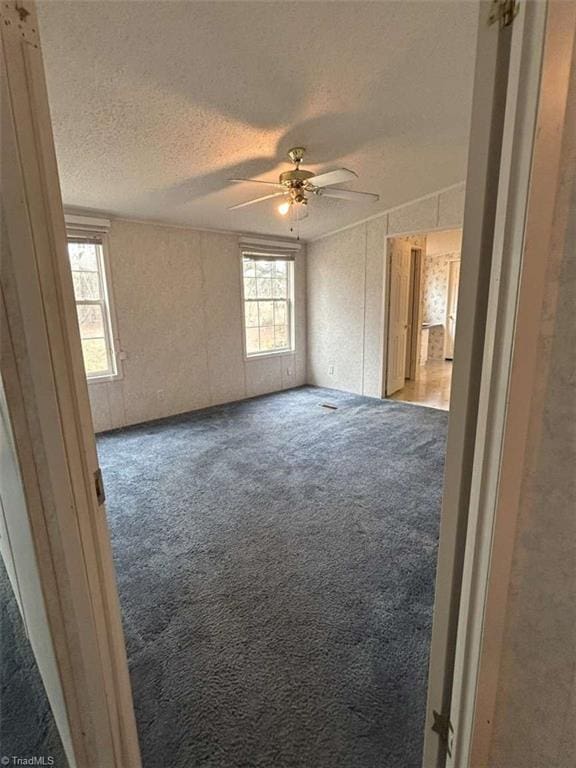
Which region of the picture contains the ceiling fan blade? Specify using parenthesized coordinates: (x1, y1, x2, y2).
(229, 192, 286, 210)
(308, 168, 358, 188)
(229, 178, 284, 188)
(320, 188, 380, 202)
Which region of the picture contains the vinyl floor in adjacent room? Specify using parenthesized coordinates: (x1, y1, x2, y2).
(1, 386, 448, 768)
(390, 360, 453, 411)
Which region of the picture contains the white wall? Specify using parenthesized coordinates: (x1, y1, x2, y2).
(307, 183, 465, 396)
(87, 220, 306, 431)
(426, 228, 462, 257)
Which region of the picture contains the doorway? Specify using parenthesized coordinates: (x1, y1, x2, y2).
(385, 229, 463, 411)
(3, 0, 568, 766)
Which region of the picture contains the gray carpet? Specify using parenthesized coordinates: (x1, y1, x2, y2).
(0, 386, 447, 766)
(97, 386, 448, 768)
(0, 560, 68, 766)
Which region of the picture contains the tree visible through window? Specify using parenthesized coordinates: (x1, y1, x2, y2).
(68, 237, 116, 378)
(242, 254, 293, 356)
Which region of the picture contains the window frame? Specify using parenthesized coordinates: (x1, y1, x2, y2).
(67, 231, 121, 382)
(240, 249, 296, 360)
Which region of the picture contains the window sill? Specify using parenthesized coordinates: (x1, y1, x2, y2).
(87, 372, 122, 385)
(245, 350, 296, 362)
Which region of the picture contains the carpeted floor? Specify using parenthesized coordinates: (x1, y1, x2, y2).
(0, 386, 447, 768)
(0, 561, 68, 766)
(98, 386, 448, 768)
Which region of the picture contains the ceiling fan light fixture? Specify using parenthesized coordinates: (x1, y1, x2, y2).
(228, 147, 379, 230)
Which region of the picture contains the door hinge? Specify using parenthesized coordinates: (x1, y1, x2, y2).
(94, 467, 106, 505)
(432, 710, 454, 758)
(489, 0, 519, 28)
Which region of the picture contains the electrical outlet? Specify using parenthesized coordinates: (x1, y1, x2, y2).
(328, 364, 335, 376)
(286, 367, 292, 377)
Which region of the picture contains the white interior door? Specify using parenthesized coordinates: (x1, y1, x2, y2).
(386, 242, 412, 395)
(444, 260, 460, 359)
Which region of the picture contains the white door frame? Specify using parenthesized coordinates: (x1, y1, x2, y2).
(423, 1, 551, 765)
(448, 1, 575, 765)
(1, 2, 141, 766)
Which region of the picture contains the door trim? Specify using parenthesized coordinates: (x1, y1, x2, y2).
(1, 2, 141, 765)
(423, 0, 519, 764)
(448, 1, 575, 765)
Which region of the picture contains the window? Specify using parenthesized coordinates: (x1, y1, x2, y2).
(242, 252, 294, 356)
(67, 235, 117, 378)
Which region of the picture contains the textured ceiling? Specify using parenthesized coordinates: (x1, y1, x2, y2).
(37, 1, 478, 240)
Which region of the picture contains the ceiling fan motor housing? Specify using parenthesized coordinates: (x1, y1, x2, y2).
(279, 168, 315, 187)
(281, 147, 314, 199)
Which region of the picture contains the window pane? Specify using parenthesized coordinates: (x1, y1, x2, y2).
(272, 277, 287, 298)
(245, 327, 260, 355)
(273, 301, 287, 325)
(244, 277, 257, 299)
(72, 270, 100, 300)
(256, 278, 272, 298)
(259, 326, 275, 351)
(274, 261, 288, 277)
(68, 238, 117, 378)
(243, 258, 292, 357)
(77, 304, 105, 339)
(274, 325, 288, 349)
(81, 338, 110, 375)
(255, 260, 273, 278)
(258, 301, 274, 327)
(68, 242, 98, 271)
(245, 301, 259, 327)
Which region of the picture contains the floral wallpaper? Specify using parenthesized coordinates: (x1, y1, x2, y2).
(421, 251, 460, 359)
(427, 326, 445, 360)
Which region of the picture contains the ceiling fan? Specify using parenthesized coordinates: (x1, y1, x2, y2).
(228, 147, 379, 228)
